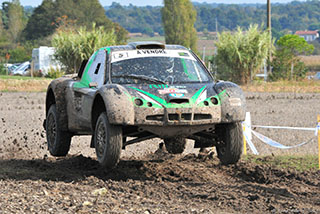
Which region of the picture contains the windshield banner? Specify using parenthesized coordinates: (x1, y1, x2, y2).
(111, 49, 196, 63)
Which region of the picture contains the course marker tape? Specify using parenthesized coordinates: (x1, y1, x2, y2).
(251, 129, 313, 149)
(252, 125, 316, 132)
(242, 128, 259, 155)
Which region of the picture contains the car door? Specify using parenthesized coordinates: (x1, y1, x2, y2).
(68, 50, 107, 133)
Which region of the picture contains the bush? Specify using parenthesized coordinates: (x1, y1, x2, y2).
(0, 64, 6, 75)
(8, 45, 32, 63)
(46, 67, 64, 79)
(215, 25, 273, 84)
(52, 23, 116, 74)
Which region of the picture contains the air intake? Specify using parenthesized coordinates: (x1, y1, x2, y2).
(169, 99, 189, 104)
(128, 41, 165, 49)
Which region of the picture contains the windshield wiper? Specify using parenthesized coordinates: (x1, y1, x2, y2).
(112, 74, 166, 84)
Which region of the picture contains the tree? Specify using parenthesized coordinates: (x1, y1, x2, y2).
(161, 0, 197, 52)
(7, 0, 24, 43)
(215, 25, 273, 84)
(270, 34, 314, 80)
(23, 0, 127, 44)
(52, 23, 116, 73)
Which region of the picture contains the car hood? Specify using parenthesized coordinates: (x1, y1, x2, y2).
(123, 83, 219, 108)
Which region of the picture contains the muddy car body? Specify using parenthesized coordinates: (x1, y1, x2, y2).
(44, 42, 246, 169)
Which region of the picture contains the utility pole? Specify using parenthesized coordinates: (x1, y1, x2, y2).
(267, 0, 272, 79)
(215, 18, 219, 40)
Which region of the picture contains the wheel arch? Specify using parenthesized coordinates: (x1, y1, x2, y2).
(45, 78, 72, 131)
(46, 87, 56, 116)
(91, 93, 106, 131)
(214, 81, 246, 123)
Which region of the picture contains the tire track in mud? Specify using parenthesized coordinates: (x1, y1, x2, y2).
(0, 153, 319, 213)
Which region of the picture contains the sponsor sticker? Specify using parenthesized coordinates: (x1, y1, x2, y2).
(169, 93, 185, 98)
(111, 49, 196, 63)
(158, 88, 188, 94)
(229, 98, 242, 106)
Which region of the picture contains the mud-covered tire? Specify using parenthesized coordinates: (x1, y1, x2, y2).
(94, 112, 122, 169)
(216, 122, 243, 165)
(164, 137, 186, 154)
(46, 104, 72, 156)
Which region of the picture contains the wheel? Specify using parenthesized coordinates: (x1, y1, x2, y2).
(216, 122, 243, 165)
(164, 137, 186, 154)
(94, 112, 122, 169)
(46, 104, 72, 156)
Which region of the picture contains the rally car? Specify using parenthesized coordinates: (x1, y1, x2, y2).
(44, 42, 246, 169)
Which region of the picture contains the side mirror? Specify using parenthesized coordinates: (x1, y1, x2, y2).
(89, 82, 98, 88)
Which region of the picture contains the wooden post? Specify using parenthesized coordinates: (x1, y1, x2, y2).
(318, 115, 320, 169)
(267, 0, 272, 79)
(243, 124, 247, 155)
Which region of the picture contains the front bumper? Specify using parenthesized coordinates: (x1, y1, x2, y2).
(134, 105, 221, 126)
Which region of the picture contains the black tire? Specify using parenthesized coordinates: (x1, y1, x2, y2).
(216, 122, 243, 165)
(46, 104, 72, 156)
(94, 112, 122, 169)
(164, 137, 186, 154)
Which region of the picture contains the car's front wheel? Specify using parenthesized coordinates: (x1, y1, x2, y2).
(216, 122, 243, 165)
(94, 112, 122, 169)
(46, 104, 72, 156)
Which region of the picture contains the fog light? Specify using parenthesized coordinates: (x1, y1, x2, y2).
(210, 97, 218, 105)
(147, 102, 153, 107)
(135, 98, 143, 106)
(204, 101, 209, 106)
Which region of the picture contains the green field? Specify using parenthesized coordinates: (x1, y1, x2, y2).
(244, 155, 319, 171)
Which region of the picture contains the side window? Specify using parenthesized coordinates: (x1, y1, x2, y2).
(87, 50, 106, 87)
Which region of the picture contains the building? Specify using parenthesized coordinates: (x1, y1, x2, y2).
(32, 46, 61, 75)
(295, 30, 319, 42)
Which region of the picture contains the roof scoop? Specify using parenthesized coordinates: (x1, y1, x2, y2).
(128, 41, 165, 49)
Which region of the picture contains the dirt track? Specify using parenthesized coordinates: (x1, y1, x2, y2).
(0, 92, 320, 213)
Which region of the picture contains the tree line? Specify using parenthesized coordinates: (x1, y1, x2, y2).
(0, 0, 127, 66)
(106, 1, 320, 37)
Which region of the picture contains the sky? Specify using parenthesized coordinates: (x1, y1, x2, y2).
(0, 0, 307, 7)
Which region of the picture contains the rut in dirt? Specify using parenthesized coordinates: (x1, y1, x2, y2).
(1, 150, 320, 213)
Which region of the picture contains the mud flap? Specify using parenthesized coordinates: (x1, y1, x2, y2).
(43, 119, 46, 130)
(90, 135, 95, 148)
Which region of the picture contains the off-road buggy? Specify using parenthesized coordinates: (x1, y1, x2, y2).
(44, 42, 246, 169)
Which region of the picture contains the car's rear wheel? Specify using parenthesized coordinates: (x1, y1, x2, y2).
(94, 112, 122, 169)
(216, 122, 243, 165)
(164, 137, 186, 154)
(46, 104, 72, 156)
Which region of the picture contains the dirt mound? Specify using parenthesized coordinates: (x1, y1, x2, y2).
(1, 152, 319, 213)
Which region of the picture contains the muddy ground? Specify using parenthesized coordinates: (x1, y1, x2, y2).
(0, 92, 320, 213)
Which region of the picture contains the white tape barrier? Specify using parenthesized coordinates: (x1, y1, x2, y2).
(252, 125, 316, 132)
(251, 129, 314, 149)
(242, 128, 259, 155)
(242, 120, 318, 151)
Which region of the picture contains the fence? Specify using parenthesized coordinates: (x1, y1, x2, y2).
(242, 112, 320, 169)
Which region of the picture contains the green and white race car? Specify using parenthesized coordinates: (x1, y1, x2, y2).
(44, 42, 246, 169)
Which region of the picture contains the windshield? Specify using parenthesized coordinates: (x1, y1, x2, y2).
(110, 50, 211, 84)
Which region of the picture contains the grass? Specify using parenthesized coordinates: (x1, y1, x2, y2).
(242, 79, 320, 93)
(0, 75, 51, 92)
(243, 154, 319, 171)
(0, 75, 50, 80)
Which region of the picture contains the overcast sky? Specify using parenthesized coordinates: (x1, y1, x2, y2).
(0, 0, 307, 7)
